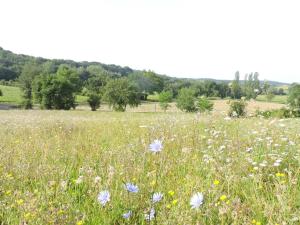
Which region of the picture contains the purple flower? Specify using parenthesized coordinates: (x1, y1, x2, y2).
(124, 183, 139, 193)
(149, 140, 163, 153)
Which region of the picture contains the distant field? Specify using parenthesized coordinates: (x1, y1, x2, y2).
(256, 95, 287, 104)
(0, 85, 22, 105)
(0, 85, 88, 106)
(0, 111, 299, 224)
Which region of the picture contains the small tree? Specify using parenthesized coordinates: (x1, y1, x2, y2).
(288, 84, 300, 110)
(228, 100, 247, 117)
(103, 78, 141, 112)
(87, 92, 101, 111)
(176, 88, 197, 112)
(158, 90, 173, 112)
(197, 97, 214, 113)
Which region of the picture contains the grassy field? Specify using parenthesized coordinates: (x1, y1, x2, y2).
(256, 95, 288, 104)
(0, 85, 22, 105)
(0, 85, 88, 106)
(0, 111, 299, 224)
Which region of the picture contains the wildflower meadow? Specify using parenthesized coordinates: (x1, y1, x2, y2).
(0, 110, 299, 224)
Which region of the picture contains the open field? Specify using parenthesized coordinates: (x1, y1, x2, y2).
(0, 111, 299, 224)
(0, 85, 22, 105)
(256, 95, 288, 104)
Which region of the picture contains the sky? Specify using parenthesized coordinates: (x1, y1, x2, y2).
(0, 0, 299, 83)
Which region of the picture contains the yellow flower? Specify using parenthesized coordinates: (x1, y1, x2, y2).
(168, 190, 175, 197)
(276, 173, 285, 177)
(5, 190, 11, 196)
(213, 180, 220, 185)
(220, 195, 227, 201)
(252, 219, 256, 224)
(24, 213, 31, 220)
(150, 180, 156, 186)
(77, 220, 84, 225)
(166, 204, 172, 209)
(256, 222, 261, 225)
(17, 199, 24, 205)
(58, 209, 64, 215)
(172, 199, 178, 205)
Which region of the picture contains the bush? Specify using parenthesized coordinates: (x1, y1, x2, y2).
(228, 100, 247, 117)
(87, 92, 101, 111)
(0, 88, 2, 96)
(158, 91, 173, 112)
(197, 97, 213, 113)
(176, 88, 197, 112)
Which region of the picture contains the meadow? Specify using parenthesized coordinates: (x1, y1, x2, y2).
(0, 110, 299, 224)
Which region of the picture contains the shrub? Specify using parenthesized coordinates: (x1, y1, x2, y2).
(197, 97, 214, 113)
(228, 100, 247, 117)
(176, 88, 197, 112)
(158, 91, 173, 112)
(0, 88, 2, 96)
(87, 92, 101, 111)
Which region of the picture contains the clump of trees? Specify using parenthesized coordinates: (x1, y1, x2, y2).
(33, 66, 80, 110)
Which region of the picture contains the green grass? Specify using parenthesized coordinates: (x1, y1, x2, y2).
(0, 85, 89, 106)
(0, 111, 299, 224)
(256, 94, 287, 104)
(0, 85, 22, 105)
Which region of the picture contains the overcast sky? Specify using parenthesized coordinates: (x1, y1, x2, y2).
(0, 0, 299, 83)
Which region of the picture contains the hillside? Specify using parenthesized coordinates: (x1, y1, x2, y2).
(0, 47, 289, 86)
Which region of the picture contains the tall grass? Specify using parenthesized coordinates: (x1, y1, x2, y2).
(0, 111, 299, 224)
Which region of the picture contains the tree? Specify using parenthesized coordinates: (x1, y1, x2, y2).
(176, 88, 197, 112)
(87, 92, 101, 111)
(231, 71, 242, 99)
(34, 66, 80, 110)
(18, 63, 41, 109)
(158, 90, 173, 112)
(287, 84, 300, 110)
(0, 88, 2, 96)
(103, 78, 141, 112)
(197, 97, 214, 113)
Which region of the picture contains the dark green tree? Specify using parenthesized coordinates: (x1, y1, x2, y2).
(103, 78, 141, 112)
(18, 63, 41, 109)
(176, 88, 197, 112)
(34, 66, 80, 110)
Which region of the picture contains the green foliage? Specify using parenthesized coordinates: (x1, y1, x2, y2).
(266, 91, 275, 102)
(287, 83, 300, 110)
(18, 63, 41, 109)
(103, 78, 141, 112)
(176, 88, 197, 112)
(243, 72, 260, 100)
(256, 108, 300, 118)
(87, 92, 101, 111)
(197, 97, 214, 113)
(33, 66, 80, 110)
(228, 100, 247, 117)
(231, 71, 242, 99)
(158, 90, 173, 111)
(0, 88, 2, 96)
